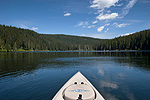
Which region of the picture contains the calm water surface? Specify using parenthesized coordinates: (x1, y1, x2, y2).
(0, 51, 150, 100)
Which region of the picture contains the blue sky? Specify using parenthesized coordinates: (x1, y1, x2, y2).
(0, 0, 150, 39)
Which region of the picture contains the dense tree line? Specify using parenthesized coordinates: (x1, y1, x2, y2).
(0, 24, 149, 52)
(0, 25, 102, 51)
(98, 30, 150, 50)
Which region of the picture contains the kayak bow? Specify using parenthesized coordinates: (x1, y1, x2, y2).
(52, 71, 104, 100)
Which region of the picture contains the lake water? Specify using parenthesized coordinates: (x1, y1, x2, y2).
(0, 51, 150, 100)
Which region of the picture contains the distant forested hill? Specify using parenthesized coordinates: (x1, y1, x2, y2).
(0, 24, 149, 52)
(0, 25, 103, 51)
(99, 30, 150, 50)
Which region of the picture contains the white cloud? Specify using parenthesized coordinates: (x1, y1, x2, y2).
(92, 25, 95, 27)
(105, 28, 109, 33)
(90, 0, 119, 9)
(113, 22, 129, 28)
(118, 23, 129, 27)
(78, 22, 84, 26)
(95, 9, 104, 14)
(124, 32, 133, 36)
(96, 13, 118, 20)
(98, 26, 105, 32)
(97, 23, 110, 32)
(32, 27, 38, 30)
(87, 25, 95, 28)
(89, 0, 137, 33)
(64, 13, 71, 16)
(121, 0, 137, 17)
(115, 3, 124, 6)
(105, 23, 110, 26)
(76, 21, 89, 27)
(107, 10, 111, 13)
(119, 32, 134, 37)
(84, 21, 89, 25)
(124, 0, 137, 10)
(93, 20, 98, 24)
(88, 26, 91, 28)
(82, 33, 115, 39)
(81, 34, 86, 36)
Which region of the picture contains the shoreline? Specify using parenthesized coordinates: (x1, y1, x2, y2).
(0, 50, 150, 53)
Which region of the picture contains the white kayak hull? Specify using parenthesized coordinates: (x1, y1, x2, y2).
(52, 71, 105, 100)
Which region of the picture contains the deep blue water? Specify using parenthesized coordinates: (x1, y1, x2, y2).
(0, 51, 150, 100)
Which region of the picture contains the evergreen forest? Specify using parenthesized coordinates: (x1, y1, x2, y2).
(0, 24, 150, 52)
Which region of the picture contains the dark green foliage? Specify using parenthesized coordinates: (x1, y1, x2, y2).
(98, 30, 150, 50)
(0, 25, 102, 51)
(0, 24, 150, 51)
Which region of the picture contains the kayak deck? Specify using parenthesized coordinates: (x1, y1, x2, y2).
(52, 71, 104, 100)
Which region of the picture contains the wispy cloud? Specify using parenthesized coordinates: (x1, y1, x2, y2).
(96, 13, 118, 20)
(105, 28, 109, 33)
(142, 0, 150, 3)
(115, 3, 124, 7)
(94, 9, 104, 14)
(121, 0, 137, 18)
(88, 25, 92, 28)
(90, 0, 137, 18)
(92, 25, 95, 27)
(93, 20, 98, 24)
(64, 13, 71, 16)
(19, 24, 29, 29)
(84, 25, 95, 29)
(97, 23, 110, 32)
(78, 22, 84, 26)
(113, 22, 130, 28)
(83, 33, 115, 39)
(32, 27, 38, 30)
(89, 0, 137, 33)
(76, 21, 89, 27)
